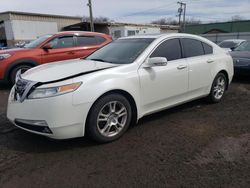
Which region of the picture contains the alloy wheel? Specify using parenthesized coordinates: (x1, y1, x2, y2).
(97, 101, 128, 137)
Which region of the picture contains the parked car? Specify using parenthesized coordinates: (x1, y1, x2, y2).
(218, 39, 246, 51)
(0, 31, 112, 84)
(7, 33, 234, 143)
(230, 41, 250, 76)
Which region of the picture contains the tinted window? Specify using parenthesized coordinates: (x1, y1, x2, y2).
(202, 42, 213, 54)
(77, 36, 98, 46)
(150, 39, 182, 61)
(86, 38, 154, 64)
(219, 41, 237, 48)
(182, 38, 204, 58)
(96, 36, 106, 44)
(48, 36, 74, 49)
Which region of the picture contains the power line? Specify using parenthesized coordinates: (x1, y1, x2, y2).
(114, 2, 176, 20)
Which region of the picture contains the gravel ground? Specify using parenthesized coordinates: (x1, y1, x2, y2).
(0, 78, 250, 188)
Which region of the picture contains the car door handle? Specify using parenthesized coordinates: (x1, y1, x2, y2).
(68, 51, 75, 55)
(207, 59, 214, 63)
(177, 65, 187, 70)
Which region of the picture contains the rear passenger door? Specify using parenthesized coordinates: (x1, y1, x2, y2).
(181, 38, 214, 95)
(74, 35, 107, 58)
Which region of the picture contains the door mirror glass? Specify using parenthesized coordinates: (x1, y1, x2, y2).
(144, 57, 168, 67)
(42, 43, 52, 50)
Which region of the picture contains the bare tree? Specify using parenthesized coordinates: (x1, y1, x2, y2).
(151, 17, 201, 25)
(151, 18, 178, 25)
(231, 15, 244, 21)
(82, 16, 112, 23)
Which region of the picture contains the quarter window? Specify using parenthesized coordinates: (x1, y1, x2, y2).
(182, 38, 204, 58)
(150, 39, 182, 61)
(202, 42, 213, 54)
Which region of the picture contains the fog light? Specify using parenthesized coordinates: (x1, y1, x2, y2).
(14, 119, 53, 134)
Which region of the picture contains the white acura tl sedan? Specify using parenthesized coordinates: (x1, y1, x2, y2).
(7, 33, 234, 143)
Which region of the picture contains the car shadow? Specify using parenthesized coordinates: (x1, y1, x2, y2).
(233, 76, 250, 84)
(1, 98, 207, 154)
(0, 83, 11, 90)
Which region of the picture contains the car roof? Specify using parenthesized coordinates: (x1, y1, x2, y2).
(53, 31, 111, 37)
(119, 33, 205, 39)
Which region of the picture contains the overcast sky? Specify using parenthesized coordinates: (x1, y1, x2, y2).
(1, 0, 250, 23)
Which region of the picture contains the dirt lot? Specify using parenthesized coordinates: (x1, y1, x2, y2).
(0, 78, 250, 188)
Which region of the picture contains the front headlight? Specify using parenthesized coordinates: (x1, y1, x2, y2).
(28, 82, 82, 99)
(0, 53, 12, 61)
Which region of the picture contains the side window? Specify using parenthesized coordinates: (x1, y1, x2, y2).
(76, 36, 98, 46)
(95, 36, 107, 44)
(202, 42, 213, 54)
(182, 38, 204, 58)
(48, 36, 74, 49)
(150, 39, 182, 61)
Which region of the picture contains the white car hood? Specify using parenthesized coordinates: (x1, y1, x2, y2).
(22, 59, 117, 82)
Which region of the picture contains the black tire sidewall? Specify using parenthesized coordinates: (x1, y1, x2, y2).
(86, 94, 132, 143)
(10, 65, 32, 85)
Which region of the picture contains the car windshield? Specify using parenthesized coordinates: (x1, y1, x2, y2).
(24, 34, 52, 48)
(234, 41, 250, 51)
(85, 38, 155, 64)
(219, 41, 238, 48)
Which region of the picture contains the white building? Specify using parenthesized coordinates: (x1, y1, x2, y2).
(0, 11, 81, 47)
(109, 22, 178, 39)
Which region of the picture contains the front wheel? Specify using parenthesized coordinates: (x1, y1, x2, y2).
(9, 65, 32, 85)
(207, 73, 227, 103)
(86, 94, 132, 143)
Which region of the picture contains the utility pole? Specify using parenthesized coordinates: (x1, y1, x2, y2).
(183, 2, 186, 32)
(177, 1, 186, 33)
(87, 0, 94, 32)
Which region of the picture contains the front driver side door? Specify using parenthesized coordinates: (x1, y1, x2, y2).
(41, 35, 76, 64)
(139, 38, 188, 114)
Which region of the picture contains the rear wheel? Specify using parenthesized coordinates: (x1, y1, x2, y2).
(9, 65, 32, 85)
(207, 73, 227, 103)
(86, 94, 132, 143)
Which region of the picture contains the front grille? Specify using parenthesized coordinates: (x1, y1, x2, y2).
(15, 78, 29, 98)
(14, 72, 38, 102)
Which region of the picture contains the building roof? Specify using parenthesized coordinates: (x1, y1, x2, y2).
(185, 20, 250, 34)
(0, 11, 82, 20)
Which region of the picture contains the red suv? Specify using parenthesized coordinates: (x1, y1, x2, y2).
(0, 31, 112, 84)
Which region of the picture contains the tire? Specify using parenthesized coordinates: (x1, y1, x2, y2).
(86, 93, 132, 143)
(9, 65, 32, 85)
(207, 73, 227, 103)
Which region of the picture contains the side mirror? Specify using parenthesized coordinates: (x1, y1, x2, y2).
(144, 57, 168, 67)
(42, 44, 52, 50)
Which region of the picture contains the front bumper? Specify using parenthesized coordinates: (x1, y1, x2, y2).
(7, 88, 93, 139)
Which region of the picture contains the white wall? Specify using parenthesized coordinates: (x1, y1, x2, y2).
(4, 20, 14, 41)
(11, 20, 58, 41)
(110, 26, 161, 39)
